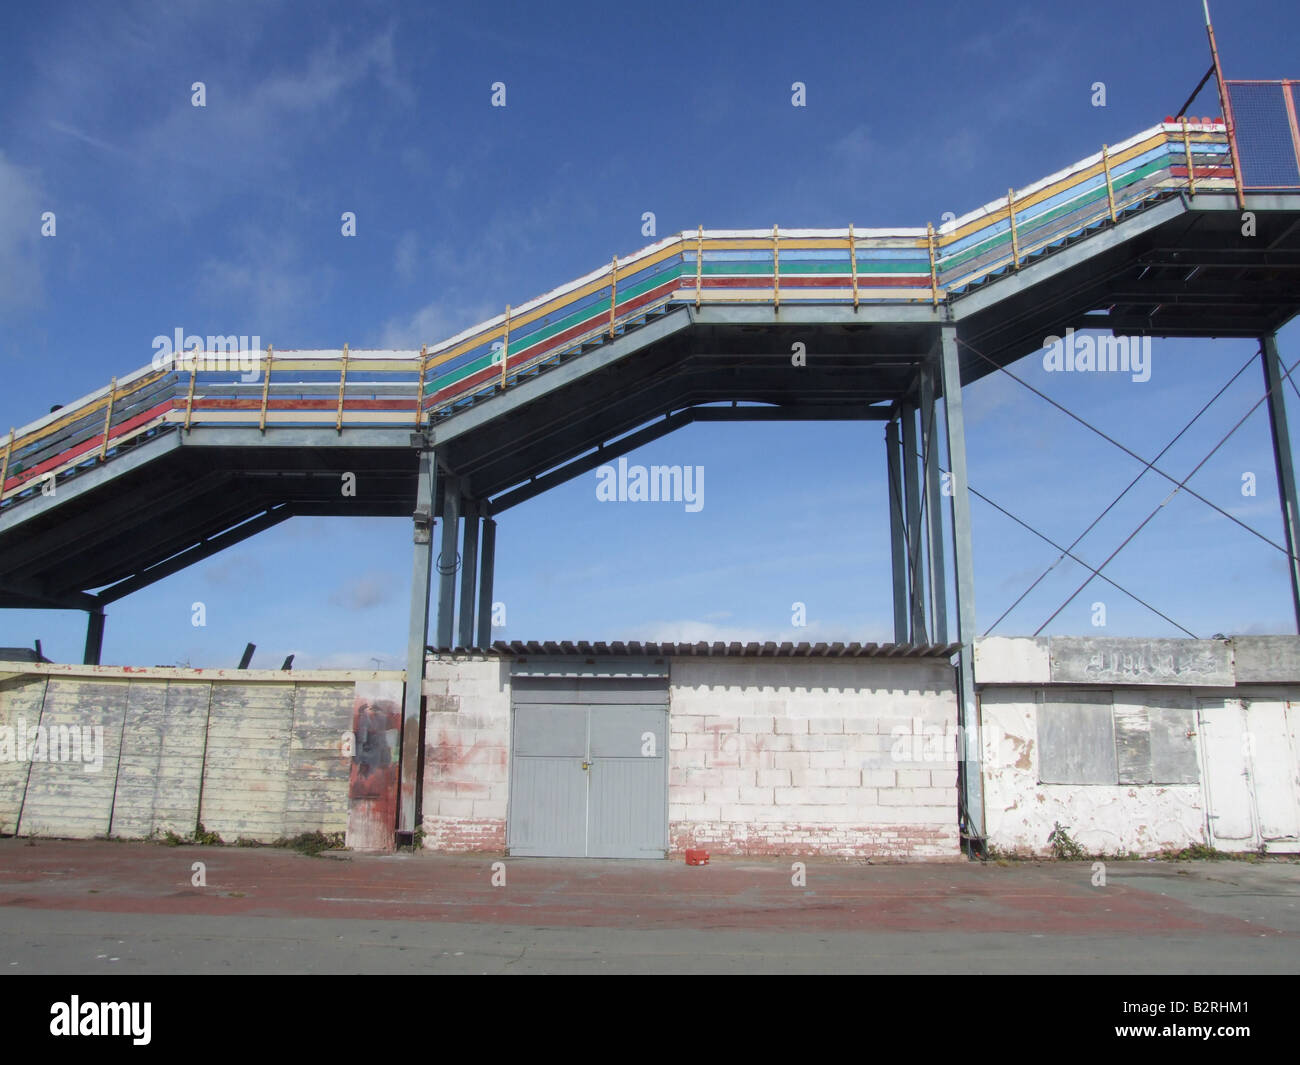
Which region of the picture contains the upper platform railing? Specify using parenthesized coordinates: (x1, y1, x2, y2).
(0, 119, 1249, 513)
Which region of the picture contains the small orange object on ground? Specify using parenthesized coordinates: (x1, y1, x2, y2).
(685, 849, 710, 866)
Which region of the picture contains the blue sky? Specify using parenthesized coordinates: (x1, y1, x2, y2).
(2, 0, 1299, 667)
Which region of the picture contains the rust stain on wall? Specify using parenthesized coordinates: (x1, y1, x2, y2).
(346, 684, 401, 852)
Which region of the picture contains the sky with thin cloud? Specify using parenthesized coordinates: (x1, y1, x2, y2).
(2, 0, 1298, 668)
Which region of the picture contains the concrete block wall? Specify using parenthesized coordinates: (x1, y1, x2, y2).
(420, 654, 511, 852)
(667, 658, 961, 858)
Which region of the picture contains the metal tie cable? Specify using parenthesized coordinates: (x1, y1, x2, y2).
(982, 347, 1259, 635)
(1033, 352, 1300, 635)
(956, 336, 1297, 561)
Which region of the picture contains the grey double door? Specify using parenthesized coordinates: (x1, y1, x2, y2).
(508, 675, 668, 858)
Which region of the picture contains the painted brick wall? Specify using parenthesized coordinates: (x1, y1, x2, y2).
(668, 658, 961, 859)
(420, 654, 511, 852)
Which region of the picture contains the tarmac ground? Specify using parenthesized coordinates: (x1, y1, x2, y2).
(0, 839, 1296, 974)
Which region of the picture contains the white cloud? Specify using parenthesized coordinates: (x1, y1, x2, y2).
(394, 231, 420, 282)
(0, 152, 45, 312)
(376, 298, 497, 350)
(329, 571, 396, 610)
(631, 618, 892, 644)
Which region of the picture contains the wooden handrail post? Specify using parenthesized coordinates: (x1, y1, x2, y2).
(772, 224, 780, 309)
(499, 306, 510, 391)
(99, 377, 118, 460)
(336, 343, 350, 432)
(609, 255, 618, 338)
(849, 223, 859, 310)
(1102, 144, 1117, 222)
(0, 427, 13, 500)
(695, 225, 703, 309)
(259, 345, 273, 432)
(415, 345, 427, 428)
(1007, 189, 1021, 269)
(927, 222, 939, 306)
(184, 355, 198, 432)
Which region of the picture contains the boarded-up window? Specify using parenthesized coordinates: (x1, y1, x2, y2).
(1038, 692, 1116, 784)
(1037, 690, 1199, 785)
(1114, 693, 1199, 784)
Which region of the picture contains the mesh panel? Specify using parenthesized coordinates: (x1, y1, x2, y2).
(1227, 82, 1300, 188)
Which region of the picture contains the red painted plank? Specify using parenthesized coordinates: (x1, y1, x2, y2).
(3, 401, 175, 493)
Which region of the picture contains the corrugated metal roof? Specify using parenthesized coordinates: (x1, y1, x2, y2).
(428, 640, 960, 658)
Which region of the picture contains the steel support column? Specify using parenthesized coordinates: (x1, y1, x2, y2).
(83, 604, 105, 665)
(886, 418, 908, 643)
(458, 508, 480, 649)
(919, 359, 948, 643)
(399, 449, 438, 838)
(938, 324, 985, 853)
(435, 478, 460, 649)
(1262, 333, 1300, 631)
(477, 517, 496, 649)
(901, 400, 927, 642)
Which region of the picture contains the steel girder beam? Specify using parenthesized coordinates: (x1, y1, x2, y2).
(919, 358, 948, 643)
(435, 476, 461, 649)
(74, 490, 277, 593)
(0, 469, 231, 576)
(490, 410, 695, 514)
(476, 517, 496, 649)
(486, 402, 892, 514)
(886, 417, 908, 643)
(0, 431, 184, 537)
(458, 508, 480, 648)
(400, 448, 437, 838)
(938, 323, 985, 853)
(0, 582, 100, 611)
(900, 400, 927, 642)
(83, 605, 105, 666)
(1262, 334, 1300, 632)
(430, 308, 695, 449)
(95, 504, 293, 604)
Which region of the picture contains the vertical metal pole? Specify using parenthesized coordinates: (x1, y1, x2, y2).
(919, 361, 948, 643)
(435, 478, 461, 649)
(1262, 334, 1300, 630)
(477, 517, 497, 649)
(938, 324, 985, 851)
(1204, 0, 1245, 207)
(886, 418, 908, 643)
(901, 400, 927, 642)
(400, 450, 437, 838)
(83, 605, 106, 666)
(458, 508, 480, 648)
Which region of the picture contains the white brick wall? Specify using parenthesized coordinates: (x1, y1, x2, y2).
(667, 657, 960, 858)
(420, 655, 511, 851)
